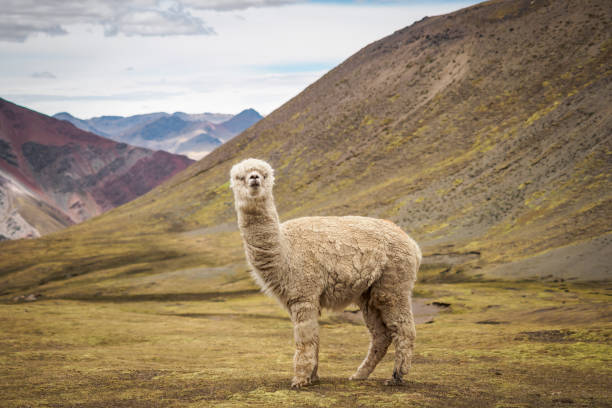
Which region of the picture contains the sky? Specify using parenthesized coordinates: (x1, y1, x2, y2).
(1, 0, 479, 119)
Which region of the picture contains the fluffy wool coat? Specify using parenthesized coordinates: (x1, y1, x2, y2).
(230, 158, 421, 388)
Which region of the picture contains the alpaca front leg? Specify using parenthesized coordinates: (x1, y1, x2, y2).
(290, 301, 319, 389)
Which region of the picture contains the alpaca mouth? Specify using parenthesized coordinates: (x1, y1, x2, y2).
(249, 180, 261, 188)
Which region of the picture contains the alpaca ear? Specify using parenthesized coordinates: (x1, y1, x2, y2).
(229, 166, 238, 189)
(269, 168, 275, 186)
(230, 161, 245, 189)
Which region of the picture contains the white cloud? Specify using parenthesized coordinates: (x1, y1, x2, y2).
(184, 0, 299, 11)
(0, 0, 217, 42)
(102, 1, 215, 37)
(0, 23, 67, 43)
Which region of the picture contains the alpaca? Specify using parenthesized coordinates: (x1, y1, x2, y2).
(230, 158, 421, 388)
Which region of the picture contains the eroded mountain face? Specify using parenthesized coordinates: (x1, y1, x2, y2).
(0, 98, 194, 239)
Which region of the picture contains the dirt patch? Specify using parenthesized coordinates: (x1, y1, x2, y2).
(487, 234, 612, 281)
(476, 320, 508, 325)
(519, 303, 612, 325)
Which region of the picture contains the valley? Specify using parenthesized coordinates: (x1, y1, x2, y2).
(55, 108, 263, 160)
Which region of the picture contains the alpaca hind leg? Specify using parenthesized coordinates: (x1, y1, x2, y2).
(387, 316, 416, 385)
(311, 340, 320, 383)
(350, 298, 392, 380)
(383, 297, 416, 385)
(377, 292, 416, 385)
(290, 301, 319, 388)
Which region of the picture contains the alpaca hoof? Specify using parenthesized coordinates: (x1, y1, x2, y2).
(349, 373, 367, 381)
(291, 377, 311, 389)
(310, 374, 320, 384)
(385, 369, 405, 386)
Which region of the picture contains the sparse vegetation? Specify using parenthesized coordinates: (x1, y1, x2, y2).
(2, 277, 610, 407)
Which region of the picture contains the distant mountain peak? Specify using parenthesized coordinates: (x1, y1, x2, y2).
(222, 108, 263, 134)
(54, 112, 75, 118)
(236, 108, 261, 117)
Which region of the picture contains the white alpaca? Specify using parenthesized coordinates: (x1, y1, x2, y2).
(230, 158, 421, 388)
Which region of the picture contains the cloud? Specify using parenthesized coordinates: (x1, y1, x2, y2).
(30, 71, 57, 79)
(183, 0, 299, 11)
(4, 90, 183, 103)
(102, 1, 215, 37)
(0, 0, 221, 42)
(0, 23, 67, 43)
(0, 0, 465, 42)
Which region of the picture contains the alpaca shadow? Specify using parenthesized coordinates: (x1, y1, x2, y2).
(161, 312, 290, 322)
(53, 289, 260, 303)
(272, 376, 450, 393)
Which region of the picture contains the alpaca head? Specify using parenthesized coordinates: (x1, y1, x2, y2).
(230, 158, 275, 205)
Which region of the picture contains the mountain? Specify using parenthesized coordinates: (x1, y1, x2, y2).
(221, 108, 264, 134)
(138, 115, 192, 141)
(0, 98, 194, 240)
(54, 109, 263, 160)
(1, 0, 610, 297)
(173, 111, 234, 124)
(53, 112, 99, 134)
(54, 112, 169, 139)
(176, 132, 223, 155)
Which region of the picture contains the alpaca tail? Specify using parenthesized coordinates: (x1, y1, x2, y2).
(415, 242, 422, 270)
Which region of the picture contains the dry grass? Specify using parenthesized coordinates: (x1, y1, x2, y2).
(2, 277, 610, 407)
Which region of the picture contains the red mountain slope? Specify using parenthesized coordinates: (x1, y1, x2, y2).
(0, 98, 194, 239)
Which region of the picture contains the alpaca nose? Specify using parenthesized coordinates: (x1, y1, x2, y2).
(248, 173, 261, 187)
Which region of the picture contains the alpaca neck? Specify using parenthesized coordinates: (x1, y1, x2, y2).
(237, 195, 283, 280)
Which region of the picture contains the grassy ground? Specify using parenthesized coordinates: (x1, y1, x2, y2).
(2, 275, 610, 407)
